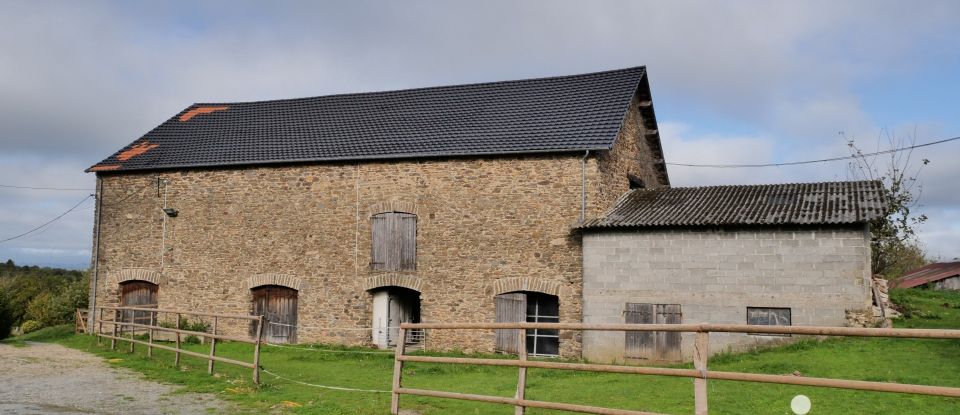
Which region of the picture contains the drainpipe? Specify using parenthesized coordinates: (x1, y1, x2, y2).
(87, 176, 103, 332)
(580, 150, 590, 223)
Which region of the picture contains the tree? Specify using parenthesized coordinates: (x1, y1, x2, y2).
(844, 130, 929, 278)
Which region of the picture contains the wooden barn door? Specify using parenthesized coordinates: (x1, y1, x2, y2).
(119, 281, 158, 334)
(495, 293, 526, 354)
(625, 303, 681, 361)
(251, 286, 298, 344)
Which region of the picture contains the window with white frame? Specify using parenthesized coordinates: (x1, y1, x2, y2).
(747, 307, 791, 336)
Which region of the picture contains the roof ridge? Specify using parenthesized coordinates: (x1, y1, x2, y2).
(625, 180, 882, 192)
(189, 66, 647, 107)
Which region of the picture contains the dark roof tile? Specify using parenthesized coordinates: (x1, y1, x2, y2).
(89, 67, 649, 172)
(581, 181, 887, 228)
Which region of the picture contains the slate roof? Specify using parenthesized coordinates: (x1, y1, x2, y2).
(580, 181, 887, 229)
(88, 66, 656, 173)
(891, 262, 960, 289)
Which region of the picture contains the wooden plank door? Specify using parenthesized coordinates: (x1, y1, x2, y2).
(624, 303, 654, 359)
(495, 293, 526, 354)
(120, 281, 158, 334)
(655, 304, 682, 361)
(251, 286, 298, 344)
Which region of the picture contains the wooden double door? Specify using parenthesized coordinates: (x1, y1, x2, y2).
(119, 281, 158, 332)
(251, 286, 298, 344)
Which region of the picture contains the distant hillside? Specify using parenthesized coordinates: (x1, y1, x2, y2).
(0, 259, 88, 340)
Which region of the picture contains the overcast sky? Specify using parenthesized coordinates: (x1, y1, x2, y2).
(1, 0, 958, 269)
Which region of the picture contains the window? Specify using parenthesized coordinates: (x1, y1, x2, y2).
(747, 307, 791, 336)
(494, 292, 560, 357)
(371, 212, 417, 271)
(526, 293, 560, 356)
(624, 303, 681, 361)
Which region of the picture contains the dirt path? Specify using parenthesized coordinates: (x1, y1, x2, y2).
(0, 342, 233, 414)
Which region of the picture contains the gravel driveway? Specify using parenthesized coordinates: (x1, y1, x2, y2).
(0, 342, 232, 414)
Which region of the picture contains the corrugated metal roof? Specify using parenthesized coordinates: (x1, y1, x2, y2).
(891, 262, 960, 288)
(88, 66, 653, 172)
(581, 180, 887, 228)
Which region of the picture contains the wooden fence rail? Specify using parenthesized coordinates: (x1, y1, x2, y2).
(391, 322, 960, 415)
(95, 306, 264, 384)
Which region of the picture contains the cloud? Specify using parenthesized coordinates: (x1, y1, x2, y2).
(0, 0, 958, 267)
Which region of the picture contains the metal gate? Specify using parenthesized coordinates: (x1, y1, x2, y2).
(251, 285, 298, 343)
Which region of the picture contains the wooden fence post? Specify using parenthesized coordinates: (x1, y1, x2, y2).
(129, 310, 135, 353)
(174, 313, 182, 366)
(97, 308, 103, 346)
(515, 328, 528, 415)
(208, 316, 218, 375)
(111, 310, 118, 350)
(147, 310, 155, 358)
(391, 327, 408, 414)
(694, 331, 709, 415)
(252, 315, 264, 384)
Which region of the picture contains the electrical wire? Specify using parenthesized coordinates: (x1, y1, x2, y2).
(0, 194, 93, 243)
(0, 183, 94, 191)
(665, 135, 960, 168)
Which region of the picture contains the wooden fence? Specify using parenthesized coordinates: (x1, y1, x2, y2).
(75, 308, 89, 334)
(391, 322, 960, 415)
(95, 306, 265, 384)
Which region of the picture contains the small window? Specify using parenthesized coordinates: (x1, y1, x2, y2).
(628, 174, 645, 189)
(371, 212, 417, 271)
(747, 307, 791, 336)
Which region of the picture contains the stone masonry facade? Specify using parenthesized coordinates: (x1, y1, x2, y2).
(581, 225, 873, 362)
(89, 98, 666, 358)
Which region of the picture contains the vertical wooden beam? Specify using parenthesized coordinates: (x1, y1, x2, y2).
(111, 310, 118, 350)
(174, 313, 182, 366)
(694, 331, 709, 415)
(129, 309, 135, 353)
(208, 316, 218, 375)
(515, 328, 528, 415)
(252, 315, 264, 384)
(390, 327, 408, 414)
(97, 308, 103, 346)
(147, 311, 155, 358)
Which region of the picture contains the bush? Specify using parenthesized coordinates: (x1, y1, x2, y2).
(20, 319, 43, 334)
(0, 288, 14, 340)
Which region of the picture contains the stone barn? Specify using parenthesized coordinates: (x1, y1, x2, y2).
(578, 181, 886, 361)
(86, 66, 670, 357)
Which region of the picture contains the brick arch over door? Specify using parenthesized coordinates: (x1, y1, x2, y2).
(247, 274, 303, 291)
(367, 201, 419, 217)
(112, 268, 161, 287)
(493, 277, 563, 297)
(364, 274, 423, 293)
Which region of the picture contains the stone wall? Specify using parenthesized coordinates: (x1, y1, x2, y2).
(581, 226, 873, 362)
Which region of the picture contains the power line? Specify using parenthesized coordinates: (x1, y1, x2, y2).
(0, 194, 94, 243)
(0, 184, 94, 191)
(666, 135, 960, 168)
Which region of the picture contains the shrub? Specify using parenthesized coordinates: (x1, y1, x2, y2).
(20, 319, 43, 334)
(0, 288, 14, 340)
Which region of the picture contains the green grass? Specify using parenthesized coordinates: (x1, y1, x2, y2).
(7, 288, 960, 414)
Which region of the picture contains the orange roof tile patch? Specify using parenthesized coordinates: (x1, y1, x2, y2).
(179, 106, 229, 122)
(89, 164, 122, 171)
(117, 141, 160, 161)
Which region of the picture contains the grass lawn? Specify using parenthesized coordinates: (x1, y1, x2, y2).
(8, 288, 960, 414)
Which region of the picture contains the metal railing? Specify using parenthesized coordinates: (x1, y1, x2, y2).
(391, 322, 960, 415)
(95, 306, 265, 384)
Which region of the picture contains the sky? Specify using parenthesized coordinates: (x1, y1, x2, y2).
(1, 0, 958, 269)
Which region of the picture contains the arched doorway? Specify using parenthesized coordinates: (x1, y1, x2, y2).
(495, 291, 559, 356)
(251, 285, 298, 344)
(370, 286, 421, 348)
(119, 280, 158, 335)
